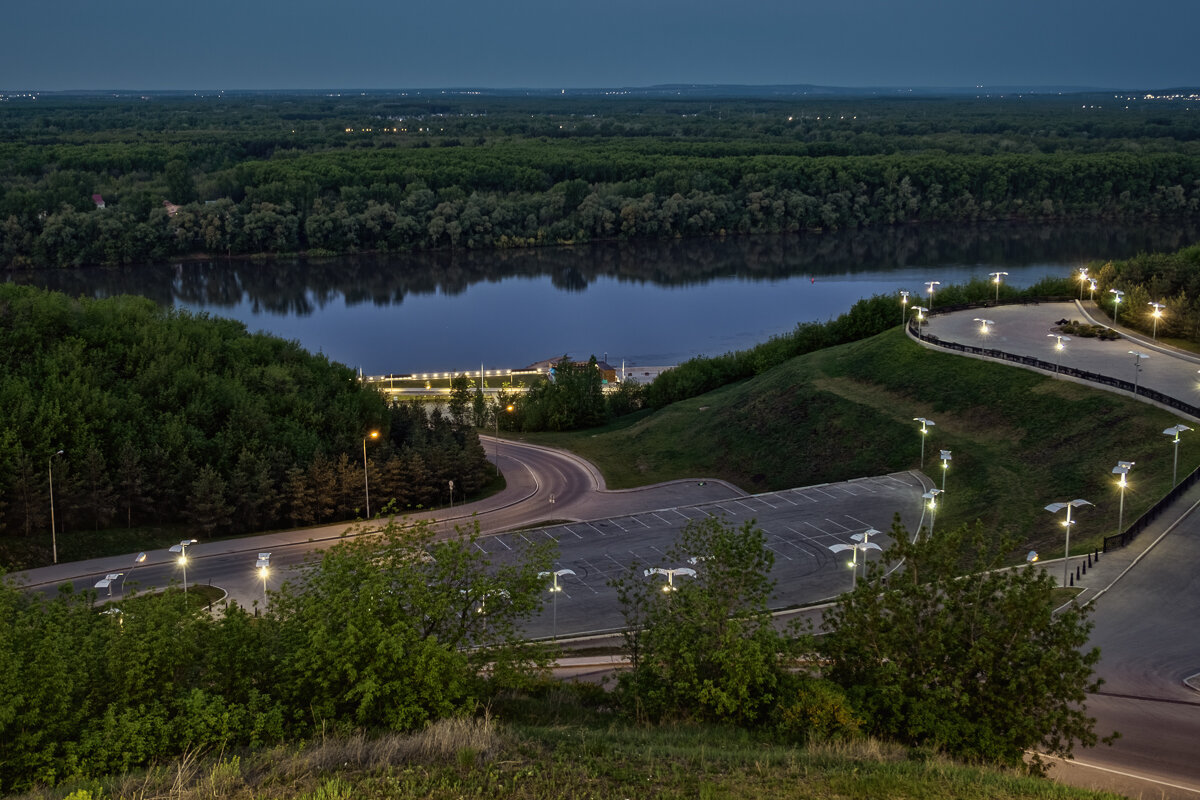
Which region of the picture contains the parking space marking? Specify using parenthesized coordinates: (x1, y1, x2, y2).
(626, 515, 651, 528)
(735, 500, 762, 514)
(563, 525, 585, 539)
(492, 536, 512, 551)
(712, 503, 737, 517)
(845, 515, 880, 531)
(773, 492, 799, 506)
(584, 522, 606, 536)
(542, 530, 559, 543)
(651, 512, 674, 525)
(609, 518, 628, 532)
(764, 541, 793, 561)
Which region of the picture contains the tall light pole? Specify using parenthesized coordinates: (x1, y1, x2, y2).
(828, 531, 882, 591)
(538, 568, 577, 640)
(256, 552, 271, 607)
(48, 449, 64, 564)
(989, 271, 1008, 301)
(1164, 423, 1192, 486)
(899, 290, 910, 325)
(1045, 499, 1093, 588)
(1112, 461, 1134, 534)
(1128, 350, 1148, 395)
(120, 552, 147, 593)
(1078, 267, 1089, 299)
(169, 539, 199, 595)
(363, 430, 379, 518)
(925, 280, 940, 310)
(1047, 333, 1070, 374)
(939, 450, 952, 492)
(94, 573, 123, 598)
(645, 566, 697, 593)
(1109, 288, 1125, 326)
(1149, 302, 1165, 340)
(1088, 279, 1097, 302)
(912, 305, 928, 329)
(922, 489, 942, 536)
(973, 318, 994, 336)
(914, 417, 935, 468)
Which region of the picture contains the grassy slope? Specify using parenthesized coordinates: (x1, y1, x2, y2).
(518, 328, 1196, 559)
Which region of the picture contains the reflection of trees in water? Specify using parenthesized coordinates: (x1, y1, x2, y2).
(8, 220, 1200, 314)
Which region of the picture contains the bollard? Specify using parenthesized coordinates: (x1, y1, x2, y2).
(1075, 565, 1081, 581)
(1069, 573, 1075, 587)
(1087, 552, 1093, 567)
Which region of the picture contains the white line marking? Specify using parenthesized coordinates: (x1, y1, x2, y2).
(564, 525, 585, 539)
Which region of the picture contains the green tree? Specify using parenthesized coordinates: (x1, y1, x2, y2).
(187, 465, 232, 537)
(821, 518, 1107, 768)
(612, 516, 795, 725)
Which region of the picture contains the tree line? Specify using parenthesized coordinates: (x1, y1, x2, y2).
(0, 284, 491, 567)
(1089, 243, 1200, 341)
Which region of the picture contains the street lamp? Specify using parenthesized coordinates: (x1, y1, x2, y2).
(1109, 288, 1125, 326)
(912, 305, 928, 328)
(1112, 461, 1134, 534)
(363, 430, 379, 518)
(644, 566, 697, 593)
(1044, 499, 1093, 588)
(1128, 350, 1149, 395)
(120, 552, 147, 593)
(922, 489, 942, 536)
(900, 290, 910, 325)
(1047, 334, 1070, 374)
(1078, 268, 1089, 299)
(925, 280, 940, 310)
(1163, 423, 1192, 486)
(828, 530, 882, 591)
(538, 568, 577, 640)
(256, 552, 271, 607)
(94, 573, 123, 598)
(914, 417, 935, 468)
(1088, 279, 1097, 302)
(169, 539, 199, 595)
(48, 449, 64, 564)
(973, 318, 994, 336)
(939, 449, 952, 492)
(1149, 302, 1165, 340)
(989, 271, 1008, 301)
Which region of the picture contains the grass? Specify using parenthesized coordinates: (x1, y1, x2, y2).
(19, 703, 1122, 800)
(517, 328, 1198, 561)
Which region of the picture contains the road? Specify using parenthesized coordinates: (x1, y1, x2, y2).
(15, 438, 929, 636)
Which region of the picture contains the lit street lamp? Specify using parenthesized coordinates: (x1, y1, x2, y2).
(1109, 288, 1125, 326)
(644, 566, 697, 593)
(1149, 302, 1165, 340)
(1044, 499, 1093, 588)
(1112, 461, 1134, 534)
(973, 318, 994, 336)
(1047, 333, 1070, 374)
(828, 528, 882, 590)
(538, 568, 577, 640)
(939, 449, 952, 492)
(912, 305, 928, 327)
(1088, 279, 1097, 302)
(989, 271, 1008, 301)
(169, 539, 199, 595)
(48, 449, 64, 564)
(120, 552, 147, 593)
(1078, 268, 1089, 299)
(899, 290, 910, 325)
(925, 280, 940, 310)
(922, 489, 942, 536)
(1164, 423, 1192, 486)
(914, 417, 935, 467)
(94, 573, 123, 598)
(256, 552, 271, 607)
(363, 430, 379, 518)
(1128, 350, 1149, 395)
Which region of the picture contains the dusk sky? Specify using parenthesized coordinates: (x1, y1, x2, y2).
(4, 0, 1197, 91)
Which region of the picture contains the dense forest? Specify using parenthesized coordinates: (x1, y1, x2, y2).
(1089, 243, 1200, 340)
(2, 91, 1200, 267)
(0, 284, 491, 567)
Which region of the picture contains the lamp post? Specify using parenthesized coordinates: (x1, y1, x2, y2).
(989, 271, 1008, 301)
(913, 417, 935, 468)
(48, 449, 63, 564)
(256, 552, 271, 607)
(939, 450, 952, 492)
(922, 489, 942, 536)
(1047, 334, 1070, 374)
(1044, 499, 1093, 588)
(1078, 267, 1089, 299)
(169, 539, 199, 595)
(925, 280, 940, 310)
(1149, 302, 1165, 340)
(1112, 461, 1134, 534)
(912, 305, 928, 329)
(973, 318, 994, 336)
(120, 552, 147, 593)
(1109, 288, 1125, 326)
(538, 568, 577, 640)
(899, 290, 910, 325)
(362, 430, 379, 518)
(1128, 350, 1149, 395)
(828, 530, 882, 591)
(1163, 423, 1192, 486)
(1089, 279, 1097, 302)
(94, 573, 123, 598)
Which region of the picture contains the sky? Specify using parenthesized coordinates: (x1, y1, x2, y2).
(4, 0, 1197, 91)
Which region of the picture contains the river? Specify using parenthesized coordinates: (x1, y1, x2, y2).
(8, 220, 1200, 375)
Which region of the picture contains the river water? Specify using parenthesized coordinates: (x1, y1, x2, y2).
(9, 220, 1200, 375)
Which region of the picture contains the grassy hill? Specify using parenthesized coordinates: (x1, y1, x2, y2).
(519, 328, 1195, 559)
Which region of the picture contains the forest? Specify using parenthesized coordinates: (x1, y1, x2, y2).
(2, 91, 1200, 267)
(0, 284, 492, 568)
